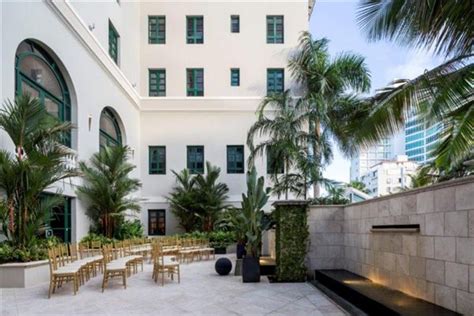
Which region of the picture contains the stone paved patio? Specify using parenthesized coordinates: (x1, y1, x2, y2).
(1, 255, 346, 315)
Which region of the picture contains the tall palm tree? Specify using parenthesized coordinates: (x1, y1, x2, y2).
(356, 0, 473, 173)
(288, 32, 372, 197)
(0, 94, 77, 247)
(247, 90, 314, 199)
(168, 168, 199, 232)
(77, 146, 141, 238)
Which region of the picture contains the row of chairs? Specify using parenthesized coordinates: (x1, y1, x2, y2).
(150, 238, 216, 263)
(101, 244, 144, 292)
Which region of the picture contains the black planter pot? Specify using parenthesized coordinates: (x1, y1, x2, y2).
(242, 256, 260, 282)
(236, 243, 246, 259)
(214, 247, 227, 254)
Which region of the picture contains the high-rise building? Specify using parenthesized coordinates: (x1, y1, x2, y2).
(1, 0, 312, 241)
(405, 112, 442, 163)
(350, 138, 392, 181)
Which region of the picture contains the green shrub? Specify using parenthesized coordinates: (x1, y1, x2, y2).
(0, 236, 59, 264)
(274, 203, 309, 282)
(173, 230, 236, 248)
(116, 219, 144, 240)
(80, 233, 114, 246)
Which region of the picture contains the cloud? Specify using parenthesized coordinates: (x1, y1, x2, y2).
(385, 52, 441, 82)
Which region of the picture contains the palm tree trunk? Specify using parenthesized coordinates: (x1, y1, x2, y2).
(313, 120, 321, 198)
(285, 158, 289, 200)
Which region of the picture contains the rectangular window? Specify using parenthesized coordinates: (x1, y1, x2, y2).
(231, 15, 240, 33)
(149, 69, 166, 96)
(186, 68, 204, 96)
(148, 209, 166, 236)
(186, 16, 204, 44)
(267, 15, 284, 44)
(267, 69, 284, 94)
(149, 16, 166, 44)
(187, 146, 204, 174)
(108, 20, 119, 64)
(230, 68, 240, 87)
(227, 145, 244, 174)
(149, 146, 166, 174)
(267, 147, 284, 174)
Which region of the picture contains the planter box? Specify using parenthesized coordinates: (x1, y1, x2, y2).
(0, 260, 49, 288)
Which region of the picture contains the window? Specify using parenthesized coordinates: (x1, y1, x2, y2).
(186, 16, 204, 44)
(149, 69, 166, 96)
(108, 20, 119, 64)
(266, 147, 284, 174)
(148, 210, 165, 235)
(99, 108, 122, 150)
(266, 15, 284, 43)
(231, 68, 240, 86)
(149, 16, 166, 44)
(187, 146, 204, 174)
(149, 146, 166, 174)
(231, 15, 240, 33)
(15, 40, 72, 147)
(186, 68, 204, 96)
(267, 69, 284, 94)
(227, 145, 244, 174)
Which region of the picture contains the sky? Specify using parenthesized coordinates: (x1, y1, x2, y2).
(309, 0, 441, 184)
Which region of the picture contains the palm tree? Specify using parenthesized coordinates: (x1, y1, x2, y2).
(77, 146, 141, 238)
(0, 94, 77, 248)
(193, 162, 229, 232)
(288, 32, 372, 197)
(247, 90, 313, 199)
(356, 0, 473, 173)
(168, 168, 199, 232)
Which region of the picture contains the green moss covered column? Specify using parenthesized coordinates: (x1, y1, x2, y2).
(273, 200, 309, 282)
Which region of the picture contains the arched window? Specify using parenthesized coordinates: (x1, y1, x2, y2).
(99, 108, 122, 150)
(15, 40, 71, 147)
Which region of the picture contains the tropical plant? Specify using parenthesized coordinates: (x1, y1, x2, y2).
(356, 0, 473, 174)
(310, 185, 349, 205)
(348, 180, 369, 193)
(239, 166, 271, 258)
(247, 90, 314, 199)
(168, 162, 229, 232)
(77, 145, 142, 238)
(0, 94, 77, 249)
(116, 219, 144, 240)
(288, 32, 372, 197)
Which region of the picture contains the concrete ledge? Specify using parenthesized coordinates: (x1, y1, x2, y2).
(0, 260, 50, 288)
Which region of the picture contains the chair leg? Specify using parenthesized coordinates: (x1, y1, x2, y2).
(122, 272, 127, 289)
(48, 278, 54, 299)
(102, 273, 107, 293)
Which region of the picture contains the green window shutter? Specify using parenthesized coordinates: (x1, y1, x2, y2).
(266, 15, 284, 44)
(267, 69, 284, 95)
(187, 146, 204, 174)
(227, 145, 244, 174)
(230, 68, 240, 86)
(108, 20, 119, 64)
(186, 68, 204, 96)
(149, 146, 166, 174)
(149, 69, 166, 96)
(186, 16, 204, 44)
(231, 15, 240, 33)
(149, 16, 166, 44)
(266, 146, 284, 174)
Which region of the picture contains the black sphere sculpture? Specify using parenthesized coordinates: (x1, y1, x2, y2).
(215, 257, 232, 275)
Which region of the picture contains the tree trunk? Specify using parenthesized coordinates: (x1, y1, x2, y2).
(285, 158, 289, 200)
(313, 119, 321, 198)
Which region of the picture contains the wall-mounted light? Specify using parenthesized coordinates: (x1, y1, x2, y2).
(88, 23, 95, 31)
(132, 83, 137, 88)
(130, 148, 135, 159)
(88, 115, 92, 131)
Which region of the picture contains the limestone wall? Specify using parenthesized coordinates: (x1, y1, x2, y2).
(307, 176, 474, 315)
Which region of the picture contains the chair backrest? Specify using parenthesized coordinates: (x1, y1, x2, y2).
(47, 247, 59, 273)
(69, 243, 78, 261)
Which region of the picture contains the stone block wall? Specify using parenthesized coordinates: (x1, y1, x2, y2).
(307, 176, 474, 315)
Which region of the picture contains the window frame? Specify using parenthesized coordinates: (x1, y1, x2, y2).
(148, 209, 166, 236)
(266, 15, 284, 44)
(187, 145, 205, 174)
(227, 145, 244, 174)
(149, 69, 166, 96)
(231, 15, 240, 33)
(149, 146, 166, 175)
(266, 68, 284, 95)
(230, 68, 240, 87)
(99, 108, 122, 151)
(186, 68, 204, 96)
(186, 16, 204, 44)
(108, 20, 120, 64)
(148, 15, 166, 44)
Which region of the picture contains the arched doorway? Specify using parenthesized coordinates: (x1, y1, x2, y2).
(99, 107, 124, 150)
(15, 39, 72, 147)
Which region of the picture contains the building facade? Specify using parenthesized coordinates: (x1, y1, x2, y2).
(1, 0, 311, 241)
(405, 111, 441, 163)
(350, 137, 392, 181)
(360, 155, 419, 196)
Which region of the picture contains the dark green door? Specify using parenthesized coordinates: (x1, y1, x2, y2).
(46, 197, 72, 243)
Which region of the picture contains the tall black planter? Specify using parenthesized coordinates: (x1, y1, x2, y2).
(242, 256, 260, 282)
(236, 243, 246, 259)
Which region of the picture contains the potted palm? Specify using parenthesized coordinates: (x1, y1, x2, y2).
(239, 166, 271, 283)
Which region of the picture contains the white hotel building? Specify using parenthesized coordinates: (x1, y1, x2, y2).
(0, 0, 312, 241)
